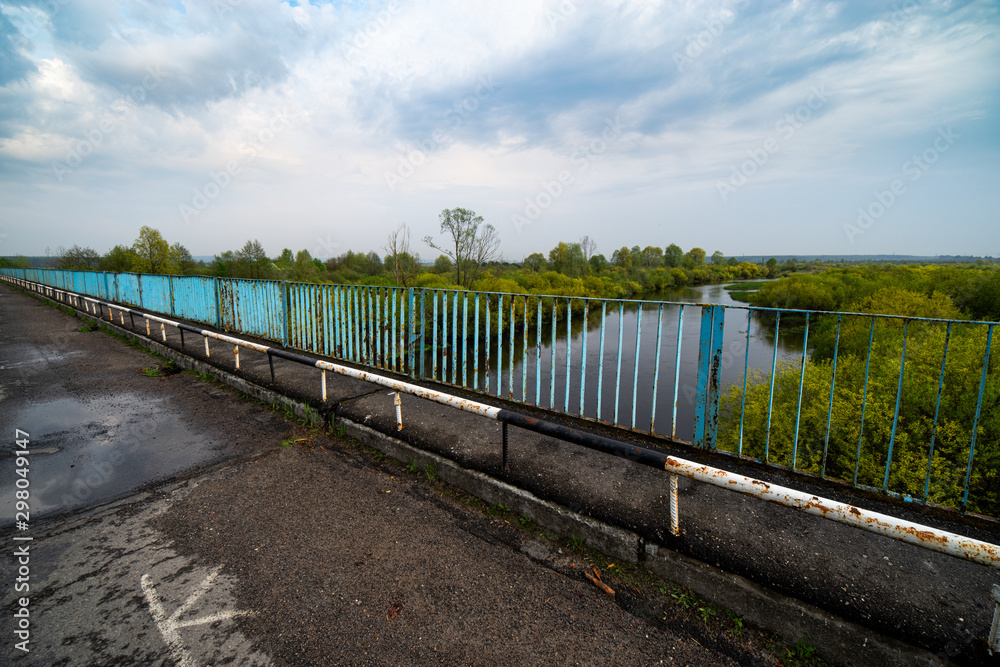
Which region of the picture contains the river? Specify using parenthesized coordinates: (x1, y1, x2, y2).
(423, 283, 805, 442)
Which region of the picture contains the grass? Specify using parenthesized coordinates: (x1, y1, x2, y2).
(724, 280, 767, 303)
(139, 360, 179, 377)
(724, 280, 768, 291)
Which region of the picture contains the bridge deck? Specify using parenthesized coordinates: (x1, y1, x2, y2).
(2, 281, 996, 663)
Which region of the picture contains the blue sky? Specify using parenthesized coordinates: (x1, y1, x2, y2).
(0, 0, 997, 261)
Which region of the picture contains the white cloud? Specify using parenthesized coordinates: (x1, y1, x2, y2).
(0, 0, 997, 258)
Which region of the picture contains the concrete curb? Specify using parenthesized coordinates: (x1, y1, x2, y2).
(340, 419, 642, 566)
(57, 297, 945, 667)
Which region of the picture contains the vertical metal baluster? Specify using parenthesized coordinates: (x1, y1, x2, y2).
(764, 311, 781, 463)
(485, 295, 492, 393)
(550, 299, 557, 409)
(522, 296, 529, 402)
(419, 290, 426, 379)
(853, 318, 877, 486)
(791, 313, 810, 471)
(455, 292, 469, 387)
(453, 291, 459, 384)
(738, 309, 752, 456)
(579, 300, 589, 418)
(535, 297, 542, 405)
(383, 289, 390, 369)
(432, 291, 439, 381)
(402, 289, 408, 373)
(374, 288, 381, 366)
(821, 315, 842, 478)
(350, 286, 358, 362)
(883, 319, 910, 491)
(328, 286, 334, 356)
(496, 295, 503, 396)
(463, 292, 469, 387)
(614, 302, 624, 426)
(597, 302, 607, 422)
(924, 322, 951, 501)
(365, 287, 373, 363)
(631, 304, 643, 429)
(333, 285, 347, 359)
(389, 288, 400, 371)
(508, 295, 514, 398)
(961, 324, 993, 511)
(474, 293, 480, 390)
(564, 299, 572, 412)
(442, 291, 449, 382)
(650, 304, 663, 433)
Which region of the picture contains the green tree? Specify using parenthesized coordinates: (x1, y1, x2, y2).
(548, 242, 585, 277)
(664, 243, 684, 268)
(212, 251, 237, 277)
(291, 249, 319, 282)
(171, 243, 195, 275)
(423, 208, 501, 288)
(237, 239, 269, 279)
(641, 246, 664, 268)
(100, 245, 139, 272)
(277, 248, 294, 268)
(524, 253, 546, 273)
(132, 226, 172, 274)
(711, 250, 726, 265)
(0, 256, 30, 269)
(611, 246, 633, 270)
(57, 245, 101, 270)
(433, 254, 453, 276)
(684, 247, 706, 269)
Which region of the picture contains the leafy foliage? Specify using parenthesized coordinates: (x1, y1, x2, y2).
(721, 285, 999, 515)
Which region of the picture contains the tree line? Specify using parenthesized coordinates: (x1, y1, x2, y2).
(2, 208, 800, 301)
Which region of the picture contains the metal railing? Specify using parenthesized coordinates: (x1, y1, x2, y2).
(4, 274, 1000, 575)
(2, 267, 997, 520)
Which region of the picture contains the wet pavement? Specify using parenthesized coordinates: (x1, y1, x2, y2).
(0, 288, 289, 524)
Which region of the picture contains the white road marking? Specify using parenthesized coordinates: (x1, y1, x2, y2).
(141, 565, 257, 667)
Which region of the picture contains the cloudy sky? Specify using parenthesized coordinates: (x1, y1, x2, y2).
(0, 0, 997, 261)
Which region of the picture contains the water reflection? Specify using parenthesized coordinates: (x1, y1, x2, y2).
(421, 285, 804, 442)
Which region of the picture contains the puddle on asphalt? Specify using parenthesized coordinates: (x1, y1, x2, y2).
(1, 394, 219, 524)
